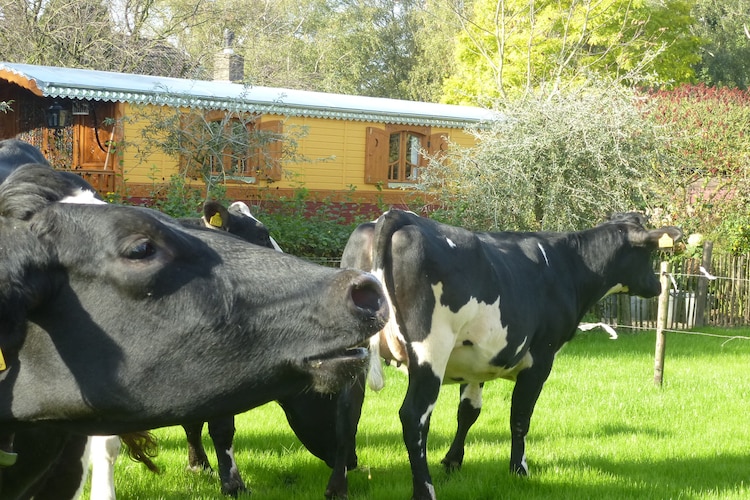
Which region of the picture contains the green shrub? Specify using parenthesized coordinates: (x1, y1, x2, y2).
(254, 191, 366, 262)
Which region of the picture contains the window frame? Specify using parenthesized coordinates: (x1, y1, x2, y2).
(365, 124, 448, 188)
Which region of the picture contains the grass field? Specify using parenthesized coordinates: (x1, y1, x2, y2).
(93, 328, 750, 499)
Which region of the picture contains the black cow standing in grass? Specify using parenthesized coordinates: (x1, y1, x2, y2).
(0, 163, 388, 499)
(327, 209, 681, 500)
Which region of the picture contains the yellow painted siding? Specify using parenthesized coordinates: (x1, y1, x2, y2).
(115, 104, 479, 199)
(120, 104, 181, 185)
(283, 116, 477, 195)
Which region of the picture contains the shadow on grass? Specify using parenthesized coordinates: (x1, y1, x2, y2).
(120, 417, 749, 500)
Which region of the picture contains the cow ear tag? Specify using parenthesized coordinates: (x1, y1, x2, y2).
(658, 233, 674, 248)
(0, 348, 6, 371)
(209, 213, 223, 228)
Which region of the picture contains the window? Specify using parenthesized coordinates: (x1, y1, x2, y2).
(365, 125, 448, 187)
(388, 131, 423, 182)
(181, 111, 283, 182)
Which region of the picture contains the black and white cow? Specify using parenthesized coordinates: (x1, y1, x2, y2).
(180, 200, 282, 495)
(333, 209, 681, 500)
(0, 163, 388, 499)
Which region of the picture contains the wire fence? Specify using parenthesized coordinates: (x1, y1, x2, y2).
(595, 248, 750, 345)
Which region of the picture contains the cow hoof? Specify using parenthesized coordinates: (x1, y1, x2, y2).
(324, 485, 349, 500)
(324, 473, 349, 499)
(510, 463, 529, 476)
(325, 491, 348, 500)
(440, 457, 462, 473)
(221, 481, 248, 497)
(187, 463, 213, 473)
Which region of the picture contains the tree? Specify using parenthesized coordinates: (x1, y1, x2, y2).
(647, 84, 750, 253)
(421, 83, 673, 231)
(441, 0, 701, 105)
(404, 0, 462, 102)
(215, 0, 426, 99)
(691, 0, 750, 89)
(0, 0, 201, 76)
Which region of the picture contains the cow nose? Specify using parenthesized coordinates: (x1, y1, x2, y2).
(347, 272, 388, 332)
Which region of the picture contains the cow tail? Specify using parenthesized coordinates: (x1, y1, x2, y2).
(120, 431, 160, 473)
(366, 210, 413, 392)
(367, 334, 385, 391)
(370, 209, 412, 278)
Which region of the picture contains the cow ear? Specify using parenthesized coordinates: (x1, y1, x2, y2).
(203, 201, 230, 231)
(0, 164, 71, 220)
(642, 226, 683, 248)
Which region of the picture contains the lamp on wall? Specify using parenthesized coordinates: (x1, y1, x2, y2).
(46, 101, 70, 129)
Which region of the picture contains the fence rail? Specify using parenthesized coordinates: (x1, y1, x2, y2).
(599, 248, 750, 329)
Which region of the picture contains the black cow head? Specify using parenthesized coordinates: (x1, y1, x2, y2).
(202, 200, 276, 249)
(604, 212, 682, 298)
(0, 164, 387, 434)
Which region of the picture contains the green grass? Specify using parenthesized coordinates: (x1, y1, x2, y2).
(94, 329, 750, 499)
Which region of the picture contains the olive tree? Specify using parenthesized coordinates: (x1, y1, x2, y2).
(422, 83, 675, 232)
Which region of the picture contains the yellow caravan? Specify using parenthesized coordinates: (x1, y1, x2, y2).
(0, 62, 493, 212)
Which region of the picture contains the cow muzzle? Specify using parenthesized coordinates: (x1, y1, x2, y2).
(302, 346, 370, 394)
(344, 272, 389, 336)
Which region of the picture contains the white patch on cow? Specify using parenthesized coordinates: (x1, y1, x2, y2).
(537, 242, 549, 266)
(88, 435, 120, 500)
(410, 283, 533, 385)
(515, 336, 529, 356)
(603, 283, 629, 297)
(424, 483, 437, 500)
(71, 437, 93, 500)
(61, 189, 107, 205)
(445, 237, 456, 248)
(460, 382, 483, 409)
(229, 201, 255, 219)
(269, 236, 283, 252)
(520, 451, 529, 475)
(420, 402, 436, 427)
(225, 445, 239, 475)
(416, 402, 436, 458)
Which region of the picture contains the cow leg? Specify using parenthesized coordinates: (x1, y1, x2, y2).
(9, 431, 89, 500)
(325, 375, 366, 499)
(33, 434, 90, 500)
(207, 417, 247, 497)
(0, 432, 13, 494)
(509, 354, 555, 476)
(441, 382, 483, 471)
(183, 422, 211, 471)
(89, 435, 121, 500)
(400, 361, 443, 500)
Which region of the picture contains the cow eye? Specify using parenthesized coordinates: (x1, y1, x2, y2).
(125, 239, 156, 260)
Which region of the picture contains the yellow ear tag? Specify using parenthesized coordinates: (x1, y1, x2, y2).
(658, 233, 674, 248)
(0, 348, 6, 371)
(209, 213, 223, 228)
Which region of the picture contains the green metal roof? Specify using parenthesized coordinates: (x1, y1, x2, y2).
(0, 62, 497, 129)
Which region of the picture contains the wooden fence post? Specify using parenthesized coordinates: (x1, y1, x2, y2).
(654, 260, 670, 387)
(694, 241, 713, 328)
